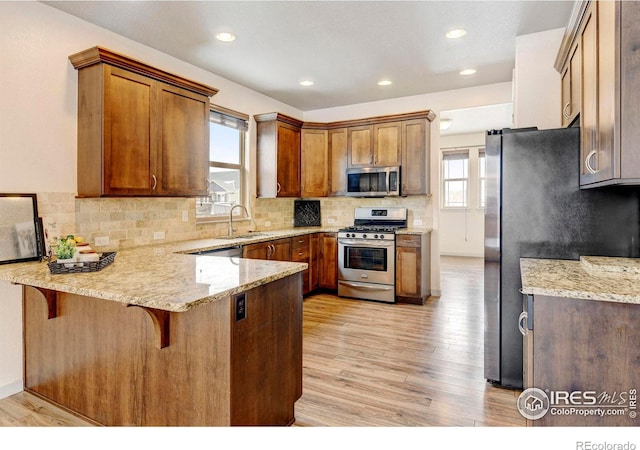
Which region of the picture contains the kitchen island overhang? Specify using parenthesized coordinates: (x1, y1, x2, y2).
(0, 244, 307, 426)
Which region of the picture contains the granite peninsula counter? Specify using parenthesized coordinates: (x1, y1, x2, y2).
(0, 234, 314, 427)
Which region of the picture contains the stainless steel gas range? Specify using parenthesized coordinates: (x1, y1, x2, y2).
(337, 207, 407, 303)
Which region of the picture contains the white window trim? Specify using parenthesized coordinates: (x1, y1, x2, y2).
(196, 106, 249, 223)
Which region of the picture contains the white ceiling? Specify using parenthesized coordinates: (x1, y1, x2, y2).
(44, 0, 574, 114)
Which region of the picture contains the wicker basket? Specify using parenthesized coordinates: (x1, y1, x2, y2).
(48, 252, 117, 274)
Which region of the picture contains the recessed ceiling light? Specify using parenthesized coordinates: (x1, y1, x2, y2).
(377, 80, 392, 86)
(299, 80, 314, 87)
(215, 32, 236, 42)
(446, 29, 466, 39)
(460, 69, 477, 76)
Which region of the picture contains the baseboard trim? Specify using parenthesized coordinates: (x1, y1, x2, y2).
(0, 379, 23, 400)
(440, 252, 484, 258)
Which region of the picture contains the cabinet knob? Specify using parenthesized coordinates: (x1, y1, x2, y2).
(562, 102, 571, 119)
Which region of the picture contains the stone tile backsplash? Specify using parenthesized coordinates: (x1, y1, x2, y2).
(35, 192, 433, 252)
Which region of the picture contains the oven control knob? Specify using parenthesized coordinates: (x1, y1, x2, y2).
(346, 233, 352, 238)
(374, 234, 379, 239)
(362, 234, 367, 239)
(379, 234, 384, 239)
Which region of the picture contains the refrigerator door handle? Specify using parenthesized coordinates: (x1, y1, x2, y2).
(518, 311, 528, 336)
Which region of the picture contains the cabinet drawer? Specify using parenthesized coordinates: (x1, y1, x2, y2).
(292, 246, 310, 261)
(396, 234, 421, 247)
(291, 235, 310, 249)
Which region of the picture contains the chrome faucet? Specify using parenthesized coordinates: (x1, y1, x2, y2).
(228, 204, 249, 237)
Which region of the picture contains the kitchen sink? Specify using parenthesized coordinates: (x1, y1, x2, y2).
(232, 232, 271, 239)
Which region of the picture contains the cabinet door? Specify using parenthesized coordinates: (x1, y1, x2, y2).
(318, 233, 337, 289)
(156, 83, 210, 196)
(569, 42, 581, 125)
(310, 233, 319, 292)
(395, 242, 421, 298)
(328, 128, 348, 196)
(270, 238, 292, 261)
(347, 125, 373, 167)
(103, 66, 155, 195)
(373, 122, 401, 166)
(560, 66, 571, 128)
(301, 129, 328, 197)
(595, 0, 616, 182)
(276, 123, 301, 197)
(580, 3, 599, 185)
(242, 242, 268, 259)
(401, 119, 428, 195)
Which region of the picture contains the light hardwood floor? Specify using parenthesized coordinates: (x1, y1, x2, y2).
(0, 256, 525, 427)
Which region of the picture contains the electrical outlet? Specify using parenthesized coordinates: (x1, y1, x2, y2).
(234, 293, 247, 321)
(95, 236, 109, 246)
(153, 231, 165, 240)
(182, 210, 189, 222)
(264, 220, 271, 227)
(414, 219, 423, 226)
(327, 218, 336, 224)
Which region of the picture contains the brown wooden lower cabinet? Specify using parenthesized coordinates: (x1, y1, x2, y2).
(525, 294, 640, 426)
(317, 232, 338, 290)
(395, 233, 431, 304)
(22, 274, 303, 426)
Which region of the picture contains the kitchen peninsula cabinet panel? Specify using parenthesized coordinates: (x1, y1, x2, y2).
(328, 128, 348, 196)
(70, 46, 217, 197)
(255, 113, 303, 198)
(526, 294, 640, 426)
(301, 129, 329, 198)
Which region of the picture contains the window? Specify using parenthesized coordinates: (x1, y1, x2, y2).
(442, 151, 469, 208)
(196, 108, 248, 220)
(478, 149, 486, 208)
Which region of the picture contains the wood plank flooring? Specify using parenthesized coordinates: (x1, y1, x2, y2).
(0, 256, 525, 427)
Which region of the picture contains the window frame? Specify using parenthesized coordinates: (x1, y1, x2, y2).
(478, 148, 486, 209)
(441, 150, 470, 209)
(196, 105, 249, 223)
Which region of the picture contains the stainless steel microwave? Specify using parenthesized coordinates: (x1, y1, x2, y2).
(346, 166, 401, 197)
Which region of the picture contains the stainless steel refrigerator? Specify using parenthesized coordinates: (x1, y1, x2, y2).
(484, 126, 640, 389)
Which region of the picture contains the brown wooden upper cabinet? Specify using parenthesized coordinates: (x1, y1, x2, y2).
(255, 113, 302, 198)
(69, 46, 217, 197)
(301, 128, 329, 198)
(254, 110, 435, 197)
(347, 122, 401, 167)
(555, 1, 640, 188)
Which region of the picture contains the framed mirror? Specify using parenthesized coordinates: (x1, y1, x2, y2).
(0, 193, 45, 265)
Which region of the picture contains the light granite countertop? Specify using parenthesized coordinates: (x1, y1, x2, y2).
(0, 226, 432, 312)
(520, 257, 640, 304)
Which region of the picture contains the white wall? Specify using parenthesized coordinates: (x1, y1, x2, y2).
(513, 28, 565, 129)
(439, 133, 486, 257)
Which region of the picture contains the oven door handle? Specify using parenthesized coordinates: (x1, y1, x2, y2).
(338, 281, 395, 291)
(338, 239, 395, 247)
